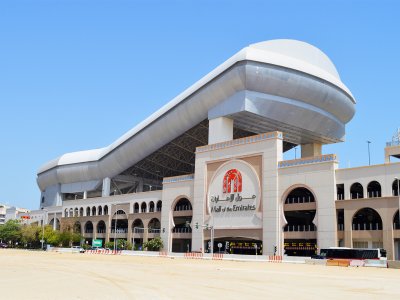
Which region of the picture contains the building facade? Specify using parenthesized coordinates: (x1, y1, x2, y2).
(35, 40, 400, 260)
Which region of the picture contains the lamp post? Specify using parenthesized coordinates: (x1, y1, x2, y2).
(396, 177, 400, 231)
(367, 141, 371, 165)
(41, 209, 48, 250)
(113, 204, 118, 251)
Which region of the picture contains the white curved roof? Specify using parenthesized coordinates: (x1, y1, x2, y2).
(250, 39, 340, 79)
(37, 39, 356, 189)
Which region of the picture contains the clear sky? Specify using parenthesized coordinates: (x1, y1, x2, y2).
(0, 0, 399, 210)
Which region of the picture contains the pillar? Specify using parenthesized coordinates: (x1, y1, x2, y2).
(344, 209, 354, 248)
(102, 177, 111, 197)
(208, 117, 233, 144)
(301, 143, 322, 158)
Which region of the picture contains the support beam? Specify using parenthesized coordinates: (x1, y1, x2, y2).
(102, 177, 111, 197)
(301, 143, 322, 158)
(208, 117, 233, 144)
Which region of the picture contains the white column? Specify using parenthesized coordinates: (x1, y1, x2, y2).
(102, 177, 111, 197)
(208, 117, 233, 144)
(301, 143, 322, 158)
(83, 191, 88, 199)
(262, 137, 283, 256)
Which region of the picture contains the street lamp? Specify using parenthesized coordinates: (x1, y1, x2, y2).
(395, 177, 400, 231)
(113, 204, 118, 251)
(41, 209, 48, 250)
(367, 141, 371, 165)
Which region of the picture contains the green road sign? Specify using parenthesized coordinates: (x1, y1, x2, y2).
(92, 239, 103, 247)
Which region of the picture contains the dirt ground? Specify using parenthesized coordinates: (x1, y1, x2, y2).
(1, 250, 399, 300)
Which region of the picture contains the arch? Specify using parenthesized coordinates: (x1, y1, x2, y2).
(73, 221, 82, 234)
(86, 207, 91, 216)
(281, 185, 317, 257)
(350, 182, 364, 199)
(134, 203, 139, 213)
(79, 207, 84, 217)
(132, 218, 144, 230)
(367, 181, 381, 198)
(104, 205, 109, 215)
(148, 218, 161, 229)
(394, 210, 400, 230)
(223, 169, 242, 193)
(97, 220, 106, 234)
(173, 198, 192, 211)
(92, 206, 96, 216)
(49, 218, 61, 230)
(149, 201, 155, 213)
(84, 221, 93, 233)
(141, 202, 147, 213)
(284, 187, 315, 204)
(98, 206, 103, 216)
(392, 179, 399, 196)
(64, 208, 68, 218)
(113, 209, 127, 218)
(156, 200, 162, 212)
(352, 207, 382, 230)
(69, 208, 73, 217)
(74, 207, 78, 217)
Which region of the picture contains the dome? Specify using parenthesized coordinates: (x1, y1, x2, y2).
(249, 39, 340, 80)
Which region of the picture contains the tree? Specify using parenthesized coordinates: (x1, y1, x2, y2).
(20, 224, 40, 247)
(0, 220, 21, 245)
(143, 237, 163, 251)
(43, 225, 60, 246)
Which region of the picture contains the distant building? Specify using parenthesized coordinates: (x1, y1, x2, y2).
(0, 204, 9, 225)
(5, 206, 30, 223)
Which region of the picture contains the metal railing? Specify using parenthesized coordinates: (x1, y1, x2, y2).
(284, 224, 316, 232)
(172, 227, 192, 233)
(352, 223, 382, 230)
(111, 228, 128, 233)
(285, 196, 314, 204)
(174, 205, 192, 211)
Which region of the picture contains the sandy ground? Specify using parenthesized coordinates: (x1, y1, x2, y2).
(1, 250, 399, 300)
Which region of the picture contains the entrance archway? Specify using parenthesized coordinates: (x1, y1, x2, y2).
(283, 186, 317, 256)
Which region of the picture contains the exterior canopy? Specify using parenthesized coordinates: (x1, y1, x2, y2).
(37, 39, 356, 191)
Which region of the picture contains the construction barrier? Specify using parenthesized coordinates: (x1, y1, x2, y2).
(184, 252, 204, 259)
(212, 253, 224, 260)
(159, 251, 168, 257)
(85, 249, 122, 255)
(326, 259, 350, 267)
(268, 255, 282, 263)
(364, 260, 387, 268)
(349, 260, 365, 267)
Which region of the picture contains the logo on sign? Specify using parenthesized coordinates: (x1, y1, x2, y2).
(223, 169, 242, 193)
(207, 159, 261, 228)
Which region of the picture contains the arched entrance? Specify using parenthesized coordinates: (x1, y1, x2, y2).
(110, 210, 128, 245)
(172, 198, 192, 253)
(49, 218, 61, 230)
(352, 208, 383, 249)
(283, 187, 317, 256)
(394, 210, 400, 260)
(132, 219, 144, 249)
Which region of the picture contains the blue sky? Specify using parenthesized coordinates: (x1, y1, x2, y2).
(0, 0, 399, 209)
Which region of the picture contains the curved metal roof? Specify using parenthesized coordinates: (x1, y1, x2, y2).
(37, 39, 356, 191)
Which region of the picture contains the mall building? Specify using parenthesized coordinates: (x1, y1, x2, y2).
(35, 40, 400, 260)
